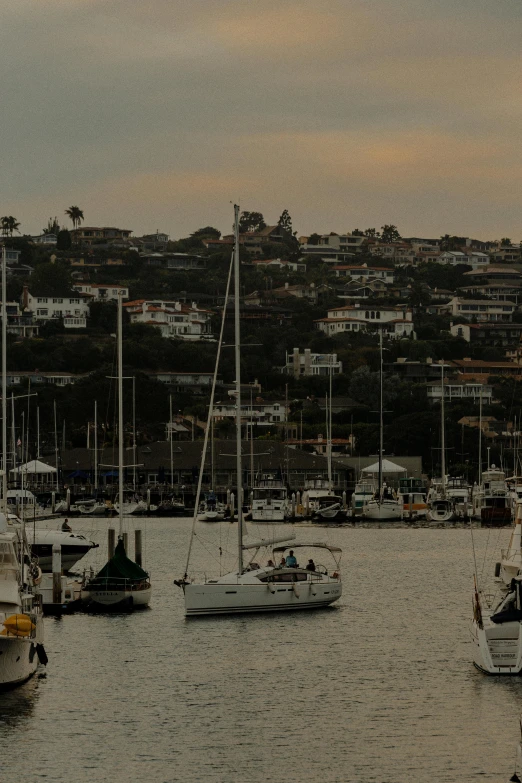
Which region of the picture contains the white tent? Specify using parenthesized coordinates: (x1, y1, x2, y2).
(10, 460, 57, 475)
(362, 459, 407, 475)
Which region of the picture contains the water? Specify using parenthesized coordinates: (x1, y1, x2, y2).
(0, 518, 520, 783)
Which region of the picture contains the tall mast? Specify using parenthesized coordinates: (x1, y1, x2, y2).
(117, 293, 124, 540)
(1, 246, 7, 516)
(440, 362, 446, 496)
(169, 394, 173, 490)
(478, 387, 483, 485)
(378, 328, 383, 498)
(328, 359, 333, 490)
(53, 399, 59, 492)
(36, 406, 40, 459)
(94, 399, 98, 492)
(132, 376, 136, 490)
(233, 205, 243, 573)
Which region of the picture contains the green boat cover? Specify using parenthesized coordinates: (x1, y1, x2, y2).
(92, 539, 149, 583)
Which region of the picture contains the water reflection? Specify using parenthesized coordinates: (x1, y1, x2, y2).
(0, 676, 40, 729)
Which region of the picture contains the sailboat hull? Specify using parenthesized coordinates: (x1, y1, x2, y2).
(362, 500, 402, 521)
(81, 584, 152, 609)
(184, 580, 341, 616)
(471, 617, 522, 675)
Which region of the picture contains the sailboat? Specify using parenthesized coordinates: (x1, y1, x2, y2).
(198, 418, 225, 521)
(0, 247, 46, 686)
(311, 363, 348, 523)
(362, 329, 402, 521)
(427, 363, 456, 523)
(176, 206, 342, 616)
(495, 501, 522, 586)
(81, 294, 151, 610)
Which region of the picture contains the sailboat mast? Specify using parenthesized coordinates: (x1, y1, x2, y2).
(327, 361, 333, 490)
(1, 247, 7, 516)
(169, 394, 174, 489)
(478, 387, 483, 486)
(378, 328, 383, 497)
(441, 363, 446, 496)
(233, 205, 243, 573)
(118, 293, 124, 539)
(94, 399, 98, 492)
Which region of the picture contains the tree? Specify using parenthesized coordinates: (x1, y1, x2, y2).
(380, 224, 401, 243)
(191, 226, 221, 239)
(30, 261, 72, 296)
(239, 211, 266, 233)
(501, 238, 512, 246)
(364, 228, 380, 238)
(1, 216, 20, 237)
(56, 229, 72, 250)
(352, 228, 365, 236)
(65, 206, 84, 229)
(307, 233, 321, 245)
(43, 217, 60, 235)
(277, 209, 293, 234)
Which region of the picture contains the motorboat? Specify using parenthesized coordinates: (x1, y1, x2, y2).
(351, 478, 377, 517)
(472, 467, 512, 526)
(497, 502, 522, 587)
(311, 494, 348, 523)
(398, 477, 427, 520)
(26, 527, 98, 572)
(472, 574, 522, 674)
(251, 474, 289, 523)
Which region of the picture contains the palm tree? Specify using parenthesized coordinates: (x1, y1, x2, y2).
(0, 216, 20, 237)
(65, 206, 84, 229)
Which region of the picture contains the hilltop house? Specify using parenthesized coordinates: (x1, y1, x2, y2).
(435, 297, 516, 322)
(315, 304, 415, 338)
(283, 348, 342, 378)
(21, 287, 90, 329)
(123, 299, 214, 340)
(71, 226, 133, 247)
(72, 283, 129, 302)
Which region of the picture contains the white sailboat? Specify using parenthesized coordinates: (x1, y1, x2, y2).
(198, 418, 225, 521)
(81, 294, 151, 610)
(496, 501, 522, 586)
(362, 330, 402, 521)
(0, 247, 46, 687)
(426, 363, 456, 523)
(177, 206, 343, 616)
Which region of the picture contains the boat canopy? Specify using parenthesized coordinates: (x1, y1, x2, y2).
(10, 459, 56, 475)
(362, 459, 406, 474)
(272, 542, 342, 554)
(93, 539, 149, 581)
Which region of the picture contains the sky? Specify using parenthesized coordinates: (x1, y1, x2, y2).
(1, 0, 522, 241)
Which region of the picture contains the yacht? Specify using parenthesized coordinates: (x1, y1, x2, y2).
(472, 466, 512, 526)
(351, 478, 377, 517)
(398, 477, 427, 520)
(472, 574, 522, 674)
(427, 479, 457, 523)
(251, 474, 289, 523)
(198, 491, 225, 522)
(497, 503, 522, 587)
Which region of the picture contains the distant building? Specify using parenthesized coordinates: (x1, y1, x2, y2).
(6, 371, 87, 387)
(315, 304, 415, 338)
(426, 380, 493, 405)
(123, 299, 214, 341)
(283, 348, 342, 378)
(71, 226, 133, 246)
(435, 297, 516, 322)
(22, 287, 90, 329)
(148, 371, 222, 394)
(330, 264, 395, 284)
(72, 283, 129, 302)
(141, 252, 206, 271)
(450, 322, 522, 353)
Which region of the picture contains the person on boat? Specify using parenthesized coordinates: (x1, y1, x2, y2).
(267, 559, 275, 567)
(279, 556, 286, 567)
(61, 518, 72, 532)
(306, 559, 316, 571)
(285, 550, 297, 567)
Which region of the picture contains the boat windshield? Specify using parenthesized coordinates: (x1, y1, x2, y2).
(253, 489, 286, 500)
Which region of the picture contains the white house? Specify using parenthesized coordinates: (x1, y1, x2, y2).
(315, 304, 415, 338)
(438, 297, 516, 323)
(283, 348, 342, 378)
(330, 264, 395, 284)
(72, 283, 129, 302)
(22, 289, 90, 329)
(426, 381, 493, 404)
(123, 299, 214, 341)
(300, 234, 365, 261)
(212, 399, 288, 426)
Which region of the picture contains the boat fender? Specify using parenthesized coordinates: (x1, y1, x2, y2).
(292, 583, 300, 598)
(36, 644, 48, 666)
(494, 562, 501, 578)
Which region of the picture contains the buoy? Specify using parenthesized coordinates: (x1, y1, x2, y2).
(2, 614, 35, 637)
(494, 562, 501, 577)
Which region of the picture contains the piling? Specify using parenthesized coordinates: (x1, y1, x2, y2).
(342, 490, 347, 510)
(135, 529, 142, 566)
(51, 491, 56, 513)
(108, 528, 116, 559)
(146, 489, 151, 512)
(291, 493, 296, 518)
(66, 488, 71, 513)
(230, 493, 235, 520)
(52, 544, 62, 604)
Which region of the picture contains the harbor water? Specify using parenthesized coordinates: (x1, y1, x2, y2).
(0, 518, 520, 783)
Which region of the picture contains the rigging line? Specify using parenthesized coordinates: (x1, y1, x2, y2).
(470, 518, 480, 592)
(480, 526, 492, 579)
(183, 250, 234, 579)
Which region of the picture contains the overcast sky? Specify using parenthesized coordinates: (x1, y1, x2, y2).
(2, 0, 521, 240)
